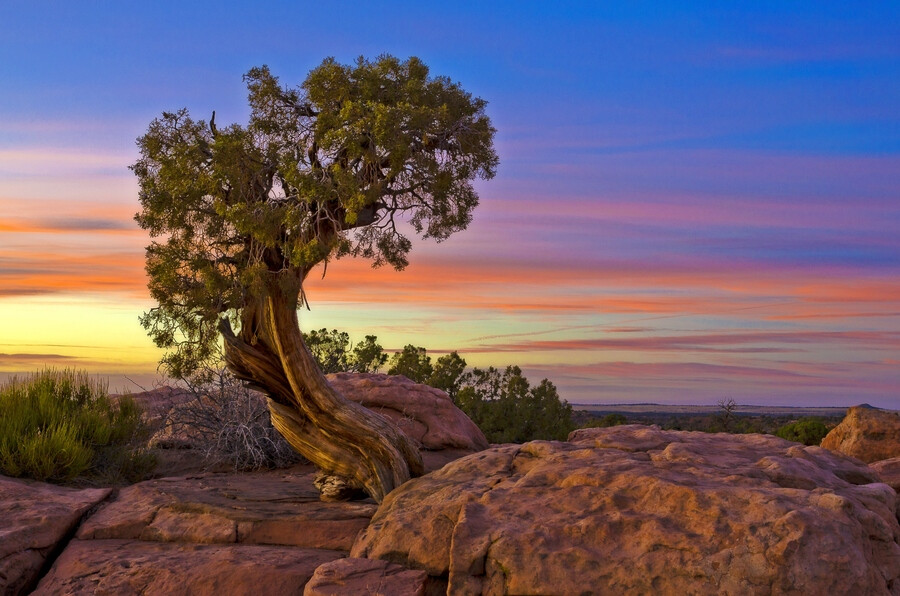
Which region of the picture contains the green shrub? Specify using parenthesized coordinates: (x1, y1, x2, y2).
(456, 366, 574, 443)
(0, 369, 156, 484)
(304, 329, 389, 374)
(305, 332, 574, 444)
(581, 413, 628, 428)
(387, 345, 434, 382)
(775, 418, 829, 446)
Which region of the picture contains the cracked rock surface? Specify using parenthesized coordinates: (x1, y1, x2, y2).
(0, 476, 111, 595)
(29, 466, 368, 595)
(303, 557, 427, 596)
(33, 539, 341, 595)
(352, 426, 900, 595)
(76, 466, 376, 551)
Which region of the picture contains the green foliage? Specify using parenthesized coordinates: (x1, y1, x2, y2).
(387, 347, 469, 402)
(309, 336, 572, 443)
(456, 366, 574, 443)
(133, 56, 497, 377)
(580, 413, 628, 428)
(0, 370, 156, 484)
(775, 418, 829, 446)
(428, 352, 468, 401)
(574, 408, 843, 438)
(303, 328, 388, 374)
(387, 345, 433, 382)
(348, 335, 390, 374)
(304, 328, 352, 373)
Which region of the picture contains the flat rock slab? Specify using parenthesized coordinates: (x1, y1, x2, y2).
(303, 558, 427, 596)
(78, 467, 377, 551)
(0, 475, 111, 595)
(353, 426, 900, 595)
(33, 539, 343, 596)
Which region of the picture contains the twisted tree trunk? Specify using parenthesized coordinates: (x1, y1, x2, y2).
(218, 279, 424, 502)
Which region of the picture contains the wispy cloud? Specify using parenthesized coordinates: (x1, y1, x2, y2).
(0, 217, 138, 234)
(0, 148, 132, 177)
(0, 352, 89, 370)
(468, 330, 900, 354)
(0, 252, 146, 297)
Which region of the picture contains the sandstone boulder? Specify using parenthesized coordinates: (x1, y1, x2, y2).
(77, 465, 376, 551)
(353, 426, 900, 595)
(872, 457, 900, 494)
(34, 539, 342, 596)
(821, 405, 900, 463)
(303, 558, 427, 596)
(0, 476, 111, 595)
(327, 373, 489, 452)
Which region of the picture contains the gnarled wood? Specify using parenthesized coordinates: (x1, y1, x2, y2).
(219, 282, 423, 503)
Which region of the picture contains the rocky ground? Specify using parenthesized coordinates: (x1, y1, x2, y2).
(2, 377, 899, 595)
(23, 465, 367, 595)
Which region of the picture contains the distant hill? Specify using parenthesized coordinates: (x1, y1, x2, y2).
(572, 403, 851, 417)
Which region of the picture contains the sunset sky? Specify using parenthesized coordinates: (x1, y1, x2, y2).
(1, 2, 898, 407)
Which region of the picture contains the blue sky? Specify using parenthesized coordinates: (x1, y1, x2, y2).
(1, 1, 898, 407)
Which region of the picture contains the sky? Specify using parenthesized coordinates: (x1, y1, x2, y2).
(1, 1, 898, 407)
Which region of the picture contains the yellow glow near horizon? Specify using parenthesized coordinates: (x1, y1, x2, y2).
(0, 293, 163, 373)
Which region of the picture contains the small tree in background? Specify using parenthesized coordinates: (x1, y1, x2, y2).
(312, 337, 573, 443)
(456, 366, 573, 443)
(428, 352, 468, 401)
(303, 329, 388, 374)
(716, 397, 738, 432)
(387, 345, 433, 382)
(349, 335, 390, 374)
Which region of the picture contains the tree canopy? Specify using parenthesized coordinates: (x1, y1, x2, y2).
(304, 328, 387, 374)
(134, 55, 498, 378)
(133, 56, 497, 501)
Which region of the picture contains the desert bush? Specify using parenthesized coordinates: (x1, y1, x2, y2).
(165, 368, 303, 470)
(775, 418, 829, 446)
(387, 347, 468, 401)
(456, 366, 574, 443)
(580, 413, 628, 428)
(387, 344, 434, 382)
(304, 328, 388, 374)
(301, 332, 574, 444)
(382, 345, 573, 442)
(0, 369, 156, 484)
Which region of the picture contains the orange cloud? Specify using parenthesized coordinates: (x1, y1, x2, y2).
(466, 330, 900, 354)
(0, 251, 147, 297)
(0, 217, 140, 234)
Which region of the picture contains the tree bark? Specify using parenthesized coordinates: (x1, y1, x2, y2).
(218, 281, 424, 502)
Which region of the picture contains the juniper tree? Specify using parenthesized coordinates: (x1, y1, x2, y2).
(133, 55, 497, 501)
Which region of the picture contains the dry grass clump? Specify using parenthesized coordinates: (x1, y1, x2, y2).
(159, 368, 302, 471)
